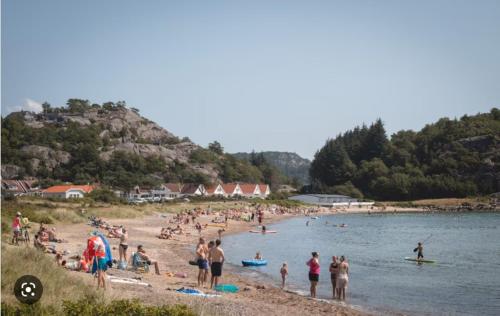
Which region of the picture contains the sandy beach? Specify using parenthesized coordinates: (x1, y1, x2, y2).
(49, 205, 409, 316)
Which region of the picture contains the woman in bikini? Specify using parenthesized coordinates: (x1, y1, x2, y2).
(118, 228, 128, 263)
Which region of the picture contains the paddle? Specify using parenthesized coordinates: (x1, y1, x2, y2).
(422, 234, 433, 244)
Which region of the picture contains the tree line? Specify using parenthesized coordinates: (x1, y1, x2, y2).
(309, 108, 500, 200)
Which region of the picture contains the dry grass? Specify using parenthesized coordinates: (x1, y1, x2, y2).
(1, 244, 97, 308)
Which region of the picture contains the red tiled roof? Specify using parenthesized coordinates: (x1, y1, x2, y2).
(206, 184, 223, 194)
(259, 184, 269, 193)
(43, 185, 94, 194)
(222, 183, 238, 194)
(181, 183, 201, 194)
(239, 184, 259, 194)
(165, 183, 182, 193)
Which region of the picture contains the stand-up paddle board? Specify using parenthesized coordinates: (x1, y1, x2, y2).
(249, 230, 277, 233)
(404, 257, 435, 263)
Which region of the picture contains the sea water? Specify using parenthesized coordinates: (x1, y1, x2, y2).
(223, 212, 500, 315)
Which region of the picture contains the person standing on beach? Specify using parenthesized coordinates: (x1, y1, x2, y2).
(118, 228, 128, 264)
(196, 237, 209, 287)
(209, 239, 225, 289)
(11, 212, 22, 245)
(306, 252, 320, 298)
(329, 256, 339, 299)
(413, 242, 424, 260)
(96, 244, 107, 290)
(280, 262, 288, 289)
(336, 256, 349, 300)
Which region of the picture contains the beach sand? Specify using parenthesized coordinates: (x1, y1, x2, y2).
(50, 205, 415, 315)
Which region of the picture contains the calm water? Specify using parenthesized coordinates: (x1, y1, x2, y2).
(223, 212, 500, 315)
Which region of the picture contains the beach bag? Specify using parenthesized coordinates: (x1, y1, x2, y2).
(118, 260, 128, 270)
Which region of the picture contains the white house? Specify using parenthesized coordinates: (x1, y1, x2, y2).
(221, 183, 243, 197)
(205, 183, 226, 197)
(42, 185, 94, 199)
(239, 183, 262, 198)
(181, 183, 206, 196)
(258, 184, 271, 198)
(151, 184, 181, 200)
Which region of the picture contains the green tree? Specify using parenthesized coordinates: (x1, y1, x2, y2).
(208, 141, 224, 155)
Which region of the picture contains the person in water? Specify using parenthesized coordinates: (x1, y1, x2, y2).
(280, 262, 288, 289)
(261, 225, 267, 233)
(306, 252, 320, 298)
(209, 239, 225, 289)
(413, 242, 424, 260)
(329, 256, 339, 299)
(255, 251, 262, 260)
(336, 255, 349, 300)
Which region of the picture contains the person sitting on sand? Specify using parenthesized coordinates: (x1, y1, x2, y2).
(64, 255, 88, 272)
(158, 227, 172, 239)
(280, 262, 288, 289)
(209, 239, 225, 289)
(48, 227, 63, 242)
(172, 225, 183, 235)
(255, 251, 262, 260)
(195, 222, 202, 235)
(137, 245, 160, 275)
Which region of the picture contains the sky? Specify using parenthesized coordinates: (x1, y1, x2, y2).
(2, 0, 500, 159)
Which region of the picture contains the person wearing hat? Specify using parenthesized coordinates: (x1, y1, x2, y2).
(11, 212, 22, 245)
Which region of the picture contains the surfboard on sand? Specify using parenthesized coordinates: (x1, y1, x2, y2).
(404, 257, 436, 263)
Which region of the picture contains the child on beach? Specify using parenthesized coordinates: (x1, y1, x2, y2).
(280, 262, 288, 289)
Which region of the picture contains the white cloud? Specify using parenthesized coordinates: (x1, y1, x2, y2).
(7, 98, 43, 114)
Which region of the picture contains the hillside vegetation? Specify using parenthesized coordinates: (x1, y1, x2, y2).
(1, 99, 289, 189)
(233, 151, 310, 185)
(309, 108, 500, 200)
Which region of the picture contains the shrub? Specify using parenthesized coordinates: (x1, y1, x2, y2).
(87, 188, 122, 204)
(1, 300, 195, 316)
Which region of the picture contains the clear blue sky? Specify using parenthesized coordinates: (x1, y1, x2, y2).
(2, 0, 500, 159)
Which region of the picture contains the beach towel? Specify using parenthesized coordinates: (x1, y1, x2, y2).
(214, 284, 239, 293)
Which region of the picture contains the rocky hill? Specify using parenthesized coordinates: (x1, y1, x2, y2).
(233, 151, 311, 184)
(1, 100, 283, 189)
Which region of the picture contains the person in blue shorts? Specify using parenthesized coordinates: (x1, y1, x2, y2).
(196, 237, 209, 287)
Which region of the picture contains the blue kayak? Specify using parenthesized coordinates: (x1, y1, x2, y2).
(242, 259, 268, 266)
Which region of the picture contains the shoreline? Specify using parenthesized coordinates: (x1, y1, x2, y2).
(10, 204, 497, 315)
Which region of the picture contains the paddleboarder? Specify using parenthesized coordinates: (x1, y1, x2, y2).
(413, 242, 424, 260)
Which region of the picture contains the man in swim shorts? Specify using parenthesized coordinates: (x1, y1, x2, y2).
(209, 239, 225, 289)
(196, 237, 209, 287)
